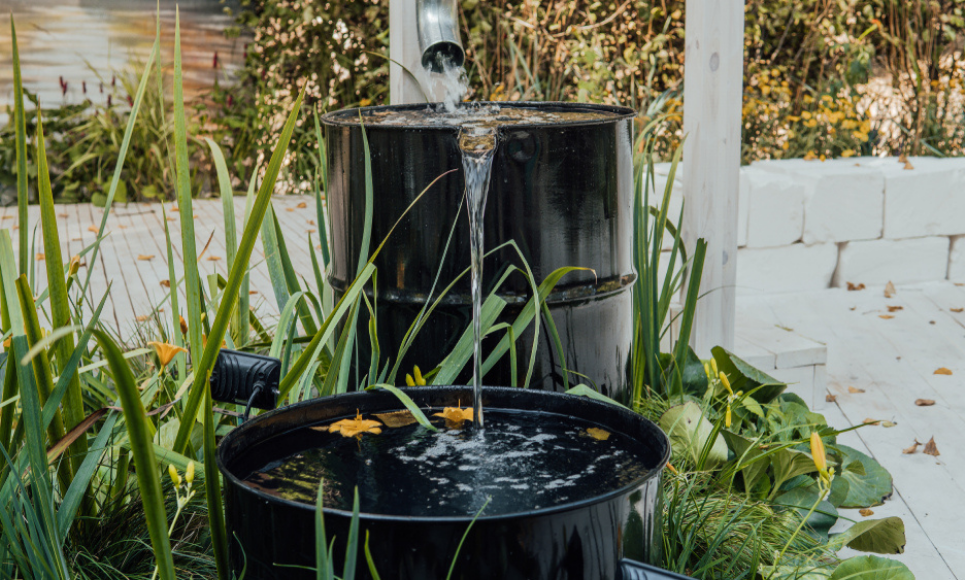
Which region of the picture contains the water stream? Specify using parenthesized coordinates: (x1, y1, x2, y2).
(458, 124, 498, 429)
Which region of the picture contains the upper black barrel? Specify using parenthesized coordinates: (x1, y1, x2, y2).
(322, 102, 636, 402)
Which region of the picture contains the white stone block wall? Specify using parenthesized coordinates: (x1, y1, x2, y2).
(645, 156, 965, 294)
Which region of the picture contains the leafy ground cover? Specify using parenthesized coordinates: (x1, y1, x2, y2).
(0, 13, 916, 580)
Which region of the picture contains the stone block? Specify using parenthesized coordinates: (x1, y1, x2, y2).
(743, 167, 806, 248)
(752, 158, 884, 244)
(737, 243, 839, 295)
(832, 236, 950, 287)
(861, 156, 965, 239)
(737, 168, 749, 247)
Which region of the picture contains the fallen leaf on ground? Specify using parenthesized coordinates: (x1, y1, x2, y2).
(167, 217, 176, 222)
(1, 216, 14, 220)
(170, 206, 178, 212)
(951, 308, 964, 313)
(118, 224, 127, 229)
(249, 290, 258, 295)
(878, 314, 894, 320)
(434, 405, 474, 426)
(898, 153, 908, 163)
(323, 410, 383, 437)
(137, 254, 155, 261)
(826, 394, 838, 403)
(923, 437, 940, 456)
(307, 219, 316, 225)
(859, 508, 874, 517)
(903, 440, 921, 454)
(206, 255, 222, 261)
(585, 427, 611, 441)
(847, 282, 866, 291)
(285, 207, 295, 212)
(887, 305, 903, 312)
(136, 315, 150, 322)
(934, 367, 953, 375)
(296, 201, 308, 208)
(884, 281, 896, 298)
(849, 306, 857, 311)
(58, 213, 67, 218)
(87, 225, 99, 233)
(915, 399, 936, 406)
(374, 410, 419, 428)
(159, 280, 171, 288)
(903, 161, 915, 170)
(307, 228, 316, 233)
(880, 420, 897, 428)
(35, 253, 44, 261)
(848, 386, 866, 394)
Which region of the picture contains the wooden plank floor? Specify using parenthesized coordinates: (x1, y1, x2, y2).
(1, 199, 955, 577)
(740, 285, 965, 579)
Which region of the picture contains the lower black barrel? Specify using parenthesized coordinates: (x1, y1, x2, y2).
(322, 102, 636, 402)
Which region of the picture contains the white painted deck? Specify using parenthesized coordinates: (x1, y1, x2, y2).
(1, 198, 957, 578)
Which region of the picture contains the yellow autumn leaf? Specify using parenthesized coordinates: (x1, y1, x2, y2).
(88, 225, 99, 233)
(207, 256, 222, 261)
(328, 410, 383, 437)
(297, 201, 308, 208)
(148, 341, 188, 367)
(138, 254, 155, 261)
(934, 367, 953, 375)
(586, 427, 611, 441)
(35, 253, 45, 261)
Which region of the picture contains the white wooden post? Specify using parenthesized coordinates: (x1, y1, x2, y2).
(389, 0, 424, 104)
(681, 0, 744, 356)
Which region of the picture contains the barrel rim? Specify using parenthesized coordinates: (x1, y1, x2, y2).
(217, 385, 669, 524)
(320, 101, 637, 130)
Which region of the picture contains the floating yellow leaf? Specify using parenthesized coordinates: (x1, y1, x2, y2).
(586, 427, 611, 441)
(934, 367, 953, 375)
(327, 410, 383, 437)
(374, 410, 419, 428)
(148, 341, 188, 367)
(433, 405, 473, 426)
(138, 254, 155, 261)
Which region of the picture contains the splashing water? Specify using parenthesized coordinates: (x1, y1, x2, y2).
(432, 53, 469, 113)
(459, 125, 497, 429)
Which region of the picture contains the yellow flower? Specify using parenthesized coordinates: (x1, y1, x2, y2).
(761, 85, 771, 96)
(433, 403, 474, 427)
(148, 341, 188, 367)
(719, 372, 733, 396)
(804, 150, 819, 161)
(359, 98, 372, 107)
(405, 365, 427, 386)
(179, 315, 188, 335)
(821, 95, 833, 102)
(329, 410, 383, 438)
(801, 111, 813, 120)
(68, 255, 81, 276)
(786, 115, 800, 122)
(841, 149, 856, 158)
(810, 432, 828, 473)
(185, 461, 195, 484)
(168, 464, 181, 487)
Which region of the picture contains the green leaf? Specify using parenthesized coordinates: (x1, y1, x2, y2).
(769, 446, 818, 498)
(10, 19, 28, 277)
(369, 384, 437, 431)
(829, 555, 914, 580)
(712, 347, 787, 404)
(721, 430, 770, 495)
(834, 445, 893, 509)
(776, 486, 838, 542)
(564, 384, 630, 409)
(834, 517, 906, 555)
(658, 402, 728, 469)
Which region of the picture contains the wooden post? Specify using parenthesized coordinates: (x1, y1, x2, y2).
(389, 0, 424, 104)
(681, 0, 744, 356)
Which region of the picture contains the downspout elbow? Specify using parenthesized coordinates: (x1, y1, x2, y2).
(417, 0, 465, 73)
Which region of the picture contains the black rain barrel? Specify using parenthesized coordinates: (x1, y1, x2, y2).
(322, 102, 636, 402)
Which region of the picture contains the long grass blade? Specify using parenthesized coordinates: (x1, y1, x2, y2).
(92, 330, 175, 580)
(172, 85, 306, 453)
(35, 111, 89, 479)
(10, 19, 28, 277)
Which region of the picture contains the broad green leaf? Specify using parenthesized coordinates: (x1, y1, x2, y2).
(776, 486, 838, 542)
(829, 555, 913, 580)
(834, 445, 893, 509)
(658, 402, 728, 469)
(770, 446, 818, 498)
(10, 19, 28, 276)
(834, 517, 906, 555)
(721, 430, 770, 495)
(712, 346, 787, 404)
